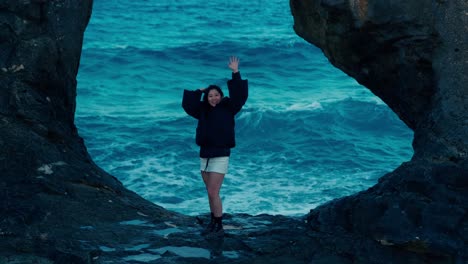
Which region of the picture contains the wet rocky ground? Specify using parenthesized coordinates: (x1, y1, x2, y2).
(3, 207, 461, 263)
(92, 214, 311, 264)
(0, 213, 314, 264)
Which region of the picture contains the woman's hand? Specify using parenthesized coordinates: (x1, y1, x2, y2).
(228, 56, 239, 73)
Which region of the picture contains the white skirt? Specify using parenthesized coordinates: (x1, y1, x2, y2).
(200, 156, 229, 174)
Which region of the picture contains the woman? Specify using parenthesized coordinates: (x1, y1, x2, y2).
(182, 56, 248, 238)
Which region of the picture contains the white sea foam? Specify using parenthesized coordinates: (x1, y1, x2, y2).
(285, 102, 323, 111)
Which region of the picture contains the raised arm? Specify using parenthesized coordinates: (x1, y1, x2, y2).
(182, 89, 203, 119)
(227, 56, 248, 114)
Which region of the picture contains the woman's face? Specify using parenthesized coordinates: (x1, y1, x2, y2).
(207, 89, 221, 107)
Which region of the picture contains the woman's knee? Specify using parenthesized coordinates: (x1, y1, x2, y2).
(207, 187, 219, 199)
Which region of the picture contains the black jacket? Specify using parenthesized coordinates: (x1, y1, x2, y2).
(182, 72, 248, 158)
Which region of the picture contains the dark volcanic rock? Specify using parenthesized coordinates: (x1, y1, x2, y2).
(1, 0, 467, 263)
(0, 0, 180, 261)
(291, 0, 467, 262)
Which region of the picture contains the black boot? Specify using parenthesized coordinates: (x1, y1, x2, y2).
(201, 213, 215, 236)
(206, 215, 224, 239)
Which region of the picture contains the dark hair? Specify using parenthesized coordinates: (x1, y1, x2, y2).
(202, 85, 224, 103)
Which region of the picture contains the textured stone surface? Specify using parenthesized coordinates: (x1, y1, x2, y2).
(0, 0, 179, 261)
(291, 0, 467, 261)
(0, 0, 467, 263)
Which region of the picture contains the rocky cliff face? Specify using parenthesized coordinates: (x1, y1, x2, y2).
(0, 1, 178, 261)
(291, 0, 467, 261)
(1, 0, 466, 263)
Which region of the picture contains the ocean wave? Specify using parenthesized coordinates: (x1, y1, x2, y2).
(76, 95, 414, 216)
(77, 97, 410, 137)
(82, 39, 307, 61)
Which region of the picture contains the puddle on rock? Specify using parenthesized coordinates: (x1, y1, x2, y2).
(99, 246, 116, 252)
(119, 219, 155, 227)
(150, 246, 210, 259)
(79, 226, 94, 230)
(223, 251, 240, 259)
(153, 227, 182, 237)
(125, 243, 150, 251)
(123, 253, 161, 262)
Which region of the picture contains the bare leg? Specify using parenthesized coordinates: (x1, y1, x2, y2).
(200, 171, 212, 213)
(201, 170, 209, 185)
(203, 172, 225, 217)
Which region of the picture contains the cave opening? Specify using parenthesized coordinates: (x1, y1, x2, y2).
(75, 0, 413, 217)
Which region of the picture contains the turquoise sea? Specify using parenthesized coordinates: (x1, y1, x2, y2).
(76, 0, 414, 216)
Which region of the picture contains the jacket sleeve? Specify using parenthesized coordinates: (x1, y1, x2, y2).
(227, 71, 248, 115)
(182, 89, 203, 119)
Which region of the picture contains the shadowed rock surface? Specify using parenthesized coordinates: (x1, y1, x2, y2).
(0, 0, 182, 261)
(291, 0, 467, 262)
(0, 0, 466, 263)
